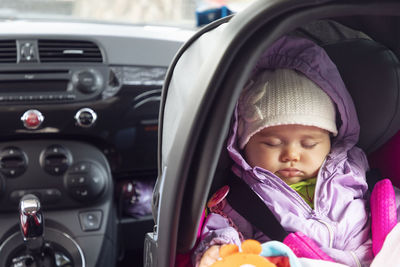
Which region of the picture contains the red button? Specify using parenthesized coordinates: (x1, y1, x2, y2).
(26, 113, 39, 127)
(21, 109, 44, 129)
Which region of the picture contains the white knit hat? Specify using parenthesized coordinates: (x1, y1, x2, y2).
(237, 69, 337, 149)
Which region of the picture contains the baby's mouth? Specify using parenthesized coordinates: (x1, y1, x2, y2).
(277, 168, 302, 178)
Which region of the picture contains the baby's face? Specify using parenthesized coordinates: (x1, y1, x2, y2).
(244, 124, 331, 185)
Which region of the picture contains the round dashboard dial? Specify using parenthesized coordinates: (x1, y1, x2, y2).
(72, 68, 103, 94)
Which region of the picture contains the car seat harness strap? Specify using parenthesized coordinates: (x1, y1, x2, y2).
(226, 175, 288, 241)
(225, 175, 334, 261)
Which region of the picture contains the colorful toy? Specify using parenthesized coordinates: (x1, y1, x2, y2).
(210, 239, 277, 267)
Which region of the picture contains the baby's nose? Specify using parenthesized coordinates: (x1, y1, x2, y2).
(281, 146, 300, 162)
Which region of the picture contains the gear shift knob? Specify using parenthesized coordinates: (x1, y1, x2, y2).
(19, 194, 44, 251)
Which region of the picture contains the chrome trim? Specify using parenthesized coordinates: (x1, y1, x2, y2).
(0, 228, 86, 267)
(141, 119, 159, 125)
(133, 89, 162, 101)
(54, 228, 86, 267)
(74, 108, 97, 128)
(0, 231, 19, 252)
(134, 96, 161, 109)
(20, 109, 44, 130)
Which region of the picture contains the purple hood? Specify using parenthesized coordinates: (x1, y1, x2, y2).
(229, 35, 362, 164)
(196, 36, 373, 267)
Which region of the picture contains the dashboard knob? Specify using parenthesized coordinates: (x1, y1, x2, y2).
(40, 145, 72, 176)
(0, 146, 28, 178)
(21, 109, 44, 129)
(72, 69, 103, 94)
(74, 108, 97, 128)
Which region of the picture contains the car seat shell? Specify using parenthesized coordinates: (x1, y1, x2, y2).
(146, 1, 400, 267)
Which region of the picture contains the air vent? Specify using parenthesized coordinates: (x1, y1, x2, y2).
(38, 40, 103, 63)
(0, 40, 17, 63)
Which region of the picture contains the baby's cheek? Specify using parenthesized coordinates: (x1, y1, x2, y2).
(263, 157, 281, 173)
(309, 168, 321, 178)
(308, 157, 325, 176)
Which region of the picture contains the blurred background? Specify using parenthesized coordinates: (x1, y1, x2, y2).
(0, 0, 254, 26)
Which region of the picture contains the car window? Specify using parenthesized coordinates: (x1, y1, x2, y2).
(0, 0, 255, 26)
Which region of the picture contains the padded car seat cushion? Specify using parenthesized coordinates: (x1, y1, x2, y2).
(211, 37, 400, 195)
(322, 39, 400, 154)
(369, 131, 400, 188)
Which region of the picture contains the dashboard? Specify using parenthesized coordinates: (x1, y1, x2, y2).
(0, 20, 194, 267)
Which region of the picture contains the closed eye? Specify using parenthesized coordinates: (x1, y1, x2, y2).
(301, 141, 318, 148)
(264, 142, 281, 147)
(262, 138, 282, 147)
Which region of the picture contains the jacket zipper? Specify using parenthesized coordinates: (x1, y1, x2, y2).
(256, 161, 336, 248)
(348, 251, 361, 267)
(313, 158, 326, 212)
(317, 219, 334, 248)
(265, 172, 312, 215)
(268, 176, 336, 248)
(313, 160, 335, 248)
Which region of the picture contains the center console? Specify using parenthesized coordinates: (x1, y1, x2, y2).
(0, 140, 116, 267)
(0, 31, 184, 266)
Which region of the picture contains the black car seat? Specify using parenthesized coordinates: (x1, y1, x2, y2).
(210, 19, 400, 197)
(323, 37, 400, 188)
(322, 38, 400, 155)
(200, 23, 400, 257)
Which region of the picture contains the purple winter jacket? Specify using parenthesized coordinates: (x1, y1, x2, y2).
(194, 36, 374, 267)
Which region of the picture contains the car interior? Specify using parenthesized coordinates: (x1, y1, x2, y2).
(1, 0, 400, 267)
(0, 19, 195, 266)
(148, 1, 400, 266)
